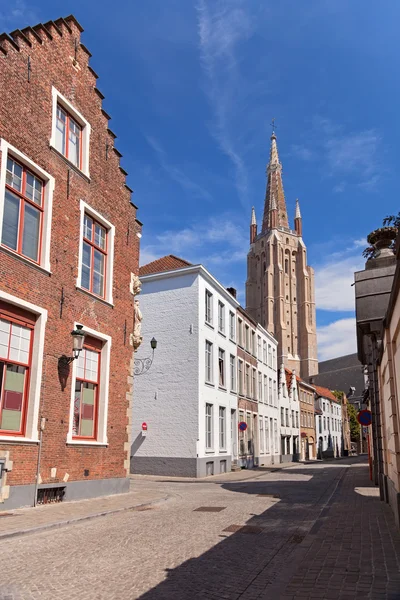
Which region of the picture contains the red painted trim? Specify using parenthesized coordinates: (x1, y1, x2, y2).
(82, 214, 108, 299)
(72, 344, 101, 441)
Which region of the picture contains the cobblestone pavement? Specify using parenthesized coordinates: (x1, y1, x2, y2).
(0, 458, 399, 600)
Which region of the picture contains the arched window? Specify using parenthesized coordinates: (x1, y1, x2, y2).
(285, 259, 289, 274)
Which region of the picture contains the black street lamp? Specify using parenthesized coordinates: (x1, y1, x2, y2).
(61, 324, 86, 365)
(134, 337, 157, 376)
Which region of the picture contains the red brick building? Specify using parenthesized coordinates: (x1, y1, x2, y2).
(0, 15, 141, 508)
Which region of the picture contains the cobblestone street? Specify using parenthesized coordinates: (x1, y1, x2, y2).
(0, 458, 399, 600)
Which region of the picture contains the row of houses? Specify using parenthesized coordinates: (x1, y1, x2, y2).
(131, 256, 351, 477)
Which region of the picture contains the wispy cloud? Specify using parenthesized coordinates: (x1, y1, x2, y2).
(0, 0, 38, 30)
(197, 0, 255, 207)
(294, 116, 382, 192)
(318, 318, 357, 361)
(145, 135, 212, 201)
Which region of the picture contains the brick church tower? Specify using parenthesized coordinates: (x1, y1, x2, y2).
(246, 130, 318, 379)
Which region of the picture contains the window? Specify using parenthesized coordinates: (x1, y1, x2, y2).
(73, 343, 100, 439)
(205, 290, 213, 325)
(81, 213, 107, 298)
(219, 407, 226, 449)
(218, 348, 225, 388)
(263, 341, 267, 364)
(268, 344, 272, 367)
(245, 325, 250, 351)
(77, 201, 115, 304)
(50, 87, 91, 176)
(218, 301, 225, 334)
(273, 381, 277, 406)
(296, 412, 299, 428)
(301, 411, 304, 427)
(245, 364, 250, 397)
(323, 417, 326, 430)
(238, 360, 244, 395)
(251, 330, 256, 355)
(269, 378, 272, 405)
(0, 140, 54, 272)
(230, 355, 236, 392)
(246, 412, 252, 453)
(258, 372, 262, 403)
(238, 318, 243, 346)
(274, 419, 278, 454)
(2, 157, 43, 264)
(264, 375, 268, 404)
(257, 336, 261, 360)
(239, 409, 245, 455)
(205, 341, 213, 383)
(252, 369, 256, 400)
(285, 408, 289, 427)
(272, 347, 276, 369)
(259, 418, 264, 453)
(292, 410, 294, 428)
(281, 407, 284, 424)
(55, 104, 82, 168)
(229, 311, 235, 341)
(265, 418, 270, 453)
(205, 404, 213, 449)
(0, 315, 32, 435)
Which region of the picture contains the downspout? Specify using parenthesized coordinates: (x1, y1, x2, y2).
(33, 417, 46, 507)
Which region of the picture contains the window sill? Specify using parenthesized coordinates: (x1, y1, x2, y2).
(0, 436, 39, 444)
(205, 321, 214, 330)
(230, 390, 237, 396)
(229, 337, 236, 344)
(67, 440, 108, 447)
(205, 450, 215, 454)
(76, 286, 114, 307)
(50, 145, 91, 182)
(0, 246, 52, 276)
(218, 330, 226, 338)
(219, 449, 228, 454)
(218, 386, 227, 392)
(205, 381, 215, 388)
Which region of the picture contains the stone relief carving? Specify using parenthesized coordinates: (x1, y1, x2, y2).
(131, 298, 143, 350)
(130, 273, 142, 296)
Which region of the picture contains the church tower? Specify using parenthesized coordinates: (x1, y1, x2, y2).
(246, 131, 318, 379)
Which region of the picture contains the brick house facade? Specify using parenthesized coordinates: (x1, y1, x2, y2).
(0, 15, 141, 508)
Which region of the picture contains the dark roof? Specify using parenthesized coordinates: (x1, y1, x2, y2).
(310, 353, 365, 403)
(139, 255, 192, 276)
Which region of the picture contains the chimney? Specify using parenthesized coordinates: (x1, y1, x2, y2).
(227, 287, 237, 298)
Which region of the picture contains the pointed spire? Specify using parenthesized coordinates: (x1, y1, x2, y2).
(262, 132, 289, 232)
(250, 206, 257, 244)
(294, 199, 302, 236)
(295, 199, 301, 219)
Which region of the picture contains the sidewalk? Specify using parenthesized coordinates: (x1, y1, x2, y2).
(0, 482, 170, 540)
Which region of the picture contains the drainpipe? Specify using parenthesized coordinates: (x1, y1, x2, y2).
(33, 417, 46, 507)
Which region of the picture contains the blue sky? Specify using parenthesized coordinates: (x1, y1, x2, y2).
(1, 0, 399, 361)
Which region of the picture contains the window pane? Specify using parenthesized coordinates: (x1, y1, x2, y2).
(0, 319, 11, 360)
(84, 215, 93, 241)
(85, 349, 99, 382)
(94, 224, 106, 250)
(73, 381, 81, 436)
(6, 158, 22, 192)
(25, 172, 43, 206)
(8, 323, 31, 365)
(56, 107, 66, 155)
(82, 242, 91, 290)
(69, 118, 81, 167)
(22, 203, 40, 261)
(2, 189, 20, 251)
(0, 364, 25, 432)
(93, 250, 105, 296)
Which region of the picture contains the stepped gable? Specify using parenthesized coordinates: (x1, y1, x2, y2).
(140, 255, 192, 276)
(0, 14, 133, 201)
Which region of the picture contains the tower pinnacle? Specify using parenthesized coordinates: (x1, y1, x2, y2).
(294, 199, 302, 236)
(262, 132, 289, 232)
(250, 206, 257, 243)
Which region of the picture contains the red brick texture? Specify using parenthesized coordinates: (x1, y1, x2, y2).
(0, 17, 141, 491)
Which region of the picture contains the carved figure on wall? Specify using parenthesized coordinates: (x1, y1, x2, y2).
(132, 298, 143, 350)
(130, 273, 142, 296)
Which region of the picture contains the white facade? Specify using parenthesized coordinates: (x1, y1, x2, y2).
(315, 393, 343, 458)
(131, 264, 239, 477)
(278, 364, 301, 461)
(255, 324, 280, 466)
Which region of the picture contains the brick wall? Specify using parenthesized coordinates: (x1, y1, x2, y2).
(0, 17, 141, 494)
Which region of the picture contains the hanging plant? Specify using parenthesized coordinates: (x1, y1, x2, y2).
(363, 213, 399, 260)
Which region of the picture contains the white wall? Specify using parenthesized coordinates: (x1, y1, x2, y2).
(132, 272, 199, 459)
(315, 398, 343, 455)
(197, 274, 238, 460)
(257, 325, 280, 462)
(278, 364, 300, 452)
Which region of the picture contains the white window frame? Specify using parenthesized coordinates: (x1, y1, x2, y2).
(257, 336, 262, 360)
(263, 340, 267, 364)
(205, 403, 213, 450)
(50, 86, 91, 177)
(218, 348, 225, 388)
(205, 340, 213, 384)
(0, 139, 54, 273)
(229, 311, 235, 341)
(218, 301, 225, 334)
(0, 290, 47, 443)
(230, 354, 236, 392)
(205, 290, 213, 325)
(258, 372, 263, 403)
(238, 359, 244, 396)
(219, 406, 226, 450)
(67, 322, 111, 445)
(77, 200, 115, 305)
(238, 318, 243, 347)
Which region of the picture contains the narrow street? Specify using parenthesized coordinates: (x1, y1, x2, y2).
(0, 458, 399, 599)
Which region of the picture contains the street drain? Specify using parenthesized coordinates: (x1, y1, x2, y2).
(223, 524, 263, 534)
(290, 534, 305, 544)
(256, 494, 280, 499)
(194, 506, 226, 512)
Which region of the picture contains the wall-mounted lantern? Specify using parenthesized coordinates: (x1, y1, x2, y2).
(134, 337, 157, 376)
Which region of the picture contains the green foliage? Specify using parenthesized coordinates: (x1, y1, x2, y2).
(363, 212, 399, 259)
(347, 403, 360, 442)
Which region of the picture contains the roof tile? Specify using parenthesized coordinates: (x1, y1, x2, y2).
(139, 255, 192, 276)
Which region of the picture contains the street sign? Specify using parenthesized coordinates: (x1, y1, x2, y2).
(357, 410, 372, 426)
(238, 421, 247, 431)
(142, 422, 148, 431)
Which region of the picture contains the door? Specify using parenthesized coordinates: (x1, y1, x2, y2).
(230, 409, 237, 460)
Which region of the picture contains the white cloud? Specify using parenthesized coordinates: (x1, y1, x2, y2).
(291, 144, 314, 161)
(145, 135, 212, 201)
(318, 318, 357, 361)
(197, 0, 254, 206)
